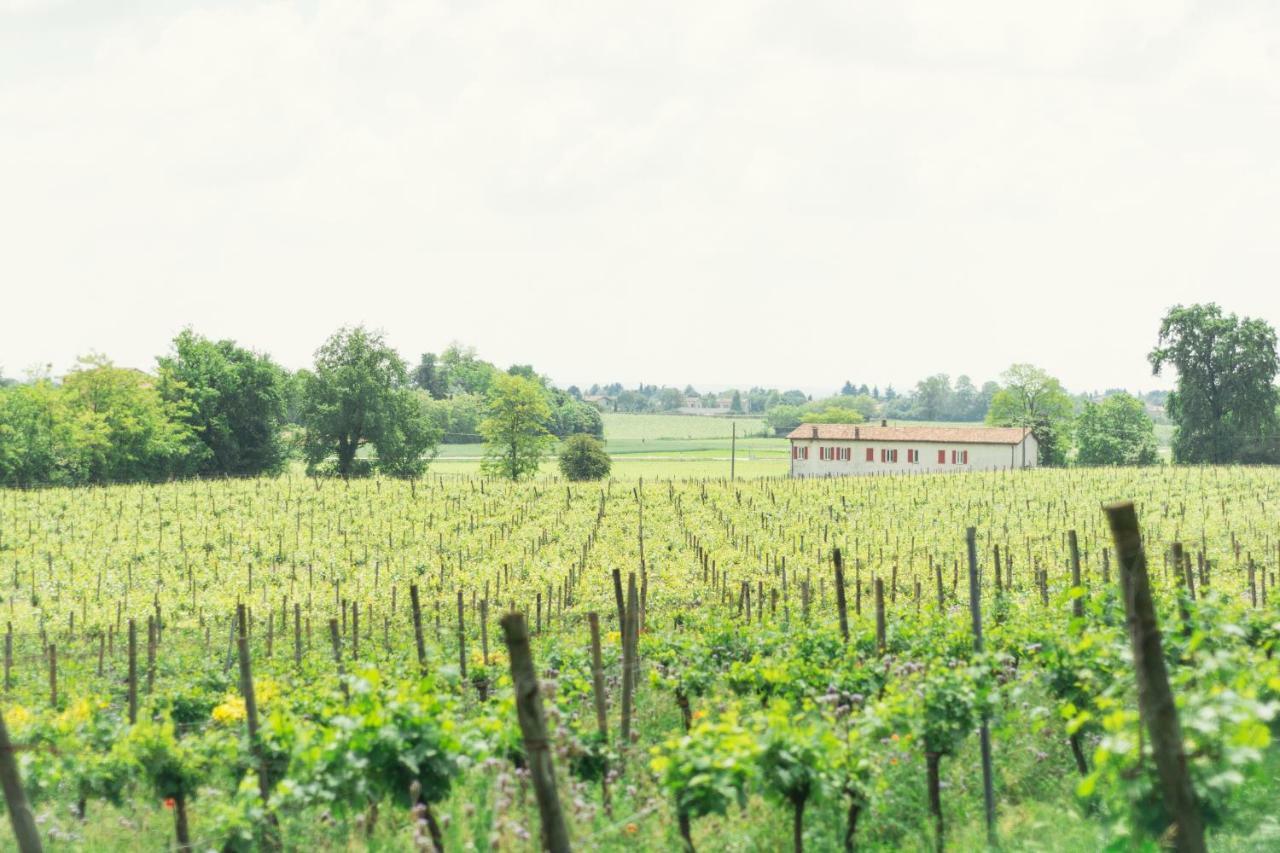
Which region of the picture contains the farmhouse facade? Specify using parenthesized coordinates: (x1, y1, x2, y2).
(788, 423, 1038, 477)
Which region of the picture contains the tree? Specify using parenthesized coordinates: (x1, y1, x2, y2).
(480, 373, 554, 480)
(986, 364, 1075, 466)
(558, 434, 612, 481)
(1149, 303, 1280, 463)
(0, 380, 87, 486)
(913, 374, 953, 421)
(59, 356, 202, 483)
(438, 344, 498, 396)
(657, 387, 684, 411)
(411, 353, 448, 399)
(1075, 393, 1160, 466)
(156, 330, 288, 477)
(299, 326, 439, 478)
(729, 390, 744, 413)
(840, 380, 856, 396)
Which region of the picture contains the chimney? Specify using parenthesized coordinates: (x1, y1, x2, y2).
(854, 427, 860, 440)
(881, 419, 887, 427)
(811, 425, 818, 439)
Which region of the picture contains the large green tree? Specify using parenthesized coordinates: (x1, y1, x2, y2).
(299, 327, 440, 478)
(60, 356, 202, 483)
(1149, 303, 1280, 464)
(1075, 393, 1160, 466)
(0, 380, 87, 486)
(480, 373, 554, 480)
(986, 364, 1075, 466)
(157, 330, 288, 477)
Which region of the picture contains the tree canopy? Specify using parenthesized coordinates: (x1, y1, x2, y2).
(299, 326, 440, 478)
(157, 330, 288, 477)
(480, 373, 554, 480)
(1149, 303, 1280, 464)
(1075, 393, 1160, 466)
(558, 433, 612, 481)
(986, 364, 1075, 466)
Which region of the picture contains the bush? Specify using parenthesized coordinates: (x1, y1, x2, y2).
(558, 434, 611, 481)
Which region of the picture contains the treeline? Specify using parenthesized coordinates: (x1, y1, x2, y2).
(0, 328, 602, 487)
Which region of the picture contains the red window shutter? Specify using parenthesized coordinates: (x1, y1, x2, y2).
(866, 448, 874, 462)
(938, 449, 946, 464)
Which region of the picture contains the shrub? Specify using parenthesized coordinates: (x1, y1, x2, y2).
(558, 434, 611, 481)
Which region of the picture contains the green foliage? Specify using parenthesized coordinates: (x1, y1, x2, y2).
(754, 702, 835, 806)
(650, 706, 760, 820)
(987, 363, 1075, 466)
(157, 330, 289, 477)
(61, 356, 203, 484)
(1075, 393, 1160, 466)
(557, 434, 611, 481)
(299, 326, 440, 478)
(480, 373, 554, 480)
(1150, 303, 1280, 464)
(124, 717, 209, 801)
(290, 673, 464, 811)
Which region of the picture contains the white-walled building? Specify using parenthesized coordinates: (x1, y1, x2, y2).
(788, 423, 1038, 477)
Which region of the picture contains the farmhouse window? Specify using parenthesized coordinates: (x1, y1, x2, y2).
(908, 449, 919, 463)
(961, 450, 969, 464)
(937, 449, 946, 464)
(865, 448, 874, 462)
(951, 450, 958, 464)
(881, 448, 898, 463)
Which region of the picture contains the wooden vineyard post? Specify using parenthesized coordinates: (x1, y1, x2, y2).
(328, 618, 348, 701)
(833, 548, 849, 644)
(4, 627, 11, 692)
(1069, 529, 1084, 622)
(620, 573, 639, 746)
(127, 619, 138, 724)
(500, 612, 571, 853)
(237, 605, 279, 844)
(587, 612, 611, 813)
(293, 603, 302, 669)
(0, 709, 41, 853)
(874, 579, 886, 654)
(456, 591, 467, 682)
(1105, 502, 1206, 853)
(146, 616, 156, 695)
(966, 528, 996, 844)
(47, 645, 56, 708)
(410, 584, 427, 673)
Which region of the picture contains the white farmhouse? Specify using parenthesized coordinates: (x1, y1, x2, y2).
(788, 422, 1038, 477)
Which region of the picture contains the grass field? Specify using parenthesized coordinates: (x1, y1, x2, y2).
(430, 413, 1177, 477)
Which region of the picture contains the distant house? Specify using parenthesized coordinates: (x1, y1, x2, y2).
(788, 422, 1038, 477)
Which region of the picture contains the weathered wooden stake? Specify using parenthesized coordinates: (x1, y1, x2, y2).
(500, 612, 571, 853)
(1105, 502, 1206, 853)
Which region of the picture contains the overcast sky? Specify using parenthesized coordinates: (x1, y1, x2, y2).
(3, 1, 1279, 395)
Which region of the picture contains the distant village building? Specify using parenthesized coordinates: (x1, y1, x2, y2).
(788, 423, 1038, 477)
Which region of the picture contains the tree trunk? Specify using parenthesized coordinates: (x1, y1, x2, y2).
(1069, 733, 1089, 776)
(422, 802, 445, 852)
(174, 792, 191, 851)
(844, 798, 861, 852)
(676, 692, 692, 731)
(792, 795, 806, 853)
(926, 752, 943, 853)
(678, 811, 695, 852)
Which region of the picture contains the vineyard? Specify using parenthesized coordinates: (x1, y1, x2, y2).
(0, 467, 1278, 851)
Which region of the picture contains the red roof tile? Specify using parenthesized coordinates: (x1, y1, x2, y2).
(786, 423, 1031, 445)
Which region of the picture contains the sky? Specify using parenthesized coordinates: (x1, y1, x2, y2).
(3, 1, 1280, 396)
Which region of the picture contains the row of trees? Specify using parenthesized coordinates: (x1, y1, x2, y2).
(0, 328, 606, 487)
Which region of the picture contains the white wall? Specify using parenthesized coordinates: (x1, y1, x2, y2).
(789, 436, 1037, 477)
